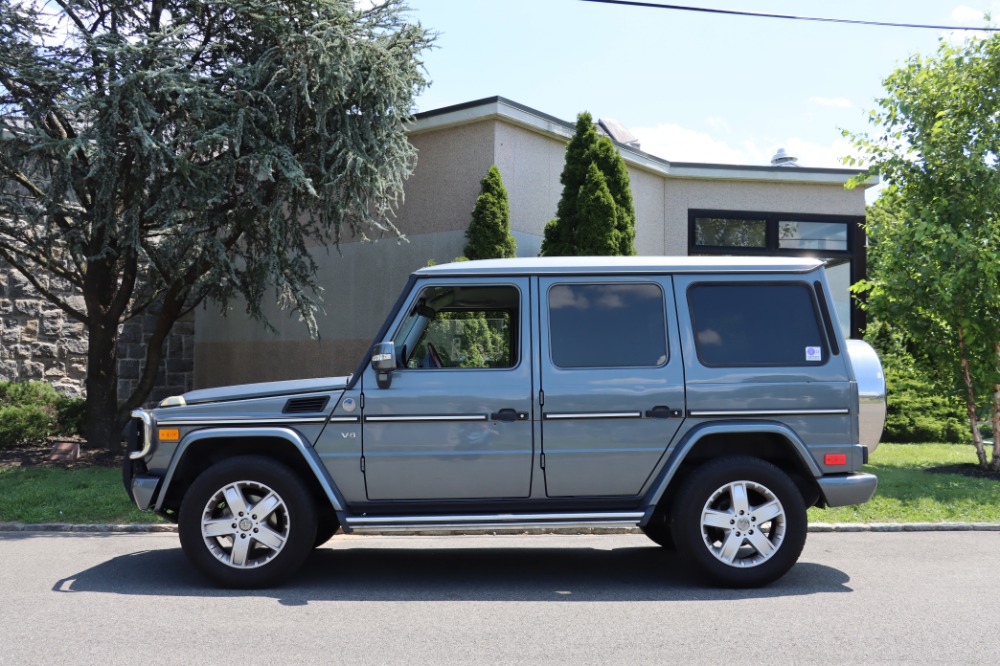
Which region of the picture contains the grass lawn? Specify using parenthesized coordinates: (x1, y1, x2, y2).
(0, 443, 997, 525)
(808, 443, 1000, 524)
(0, 466, 165, 524)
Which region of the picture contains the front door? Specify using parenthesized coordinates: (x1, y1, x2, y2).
(538, 276, 685, 497)
(361, 278, 534, 500)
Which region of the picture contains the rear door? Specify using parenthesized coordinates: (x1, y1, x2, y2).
(537, 276, 685, 497)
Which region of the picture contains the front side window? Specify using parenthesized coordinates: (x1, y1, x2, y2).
(548, 283, 667, 368)
(398, 285, 518, 369)
(688, 283, 827, 367)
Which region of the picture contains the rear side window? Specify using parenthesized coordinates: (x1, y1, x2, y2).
(548, 283, 667, 368)
(688, 283, 826, 367)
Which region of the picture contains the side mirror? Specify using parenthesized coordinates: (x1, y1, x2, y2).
(371, 342, 396, 388)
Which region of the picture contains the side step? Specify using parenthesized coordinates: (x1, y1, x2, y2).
(342, 511, 645, 534)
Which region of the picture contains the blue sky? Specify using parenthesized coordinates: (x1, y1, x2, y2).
(403, 0, 998, 172)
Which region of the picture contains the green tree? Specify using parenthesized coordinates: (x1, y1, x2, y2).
(464, 165, 516, 260)
(0, 0, 431, 448)
(540, 112, 636, 256)
(848, 34, 1000, 470)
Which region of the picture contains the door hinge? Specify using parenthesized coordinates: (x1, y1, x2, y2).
(540, 452, 546, 469)
(360, 393, 365, 409)
(360, 456, 366, 473)
(538, 390, 545, 406)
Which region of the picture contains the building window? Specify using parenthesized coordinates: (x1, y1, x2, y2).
(688, 210, 865, 338)
(693, 218, 767, 248)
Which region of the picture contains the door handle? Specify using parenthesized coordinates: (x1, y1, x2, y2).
(490, 408, 528, 422)
(645, 405, 682, 419)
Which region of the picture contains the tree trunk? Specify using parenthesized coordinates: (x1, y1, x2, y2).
(957, 326, 989, 469)
(84, 315, 121, 451)
(992, 342, 1000, 473)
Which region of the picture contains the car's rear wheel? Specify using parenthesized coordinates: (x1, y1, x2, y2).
(178, 455, 317, 588)
(671, 456, 806, 588)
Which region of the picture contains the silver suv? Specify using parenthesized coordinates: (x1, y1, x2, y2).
(124, 257, 885, 588)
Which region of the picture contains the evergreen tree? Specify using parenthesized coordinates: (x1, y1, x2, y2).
(540, 112, 636, 256)
(576, 163, 620, 256)
(0, 0, 431, 447)
(464, 165, 516, 260)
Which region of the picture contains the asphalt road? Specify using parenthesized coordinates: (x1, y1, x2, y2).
(1, 531, 998, 665)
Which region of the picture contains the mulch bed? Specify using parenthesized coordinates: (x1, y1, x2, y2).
(0, 441, 121, 470)
(926, 463, 1000, 482)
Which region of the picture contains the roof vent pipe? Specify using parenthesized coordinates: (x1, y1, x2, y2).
(771, 147, 799, 167)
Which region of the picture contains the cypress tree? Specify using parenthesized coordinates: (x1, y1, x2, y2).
(540, 112, 636, 256)
(465, 165, 517, 260)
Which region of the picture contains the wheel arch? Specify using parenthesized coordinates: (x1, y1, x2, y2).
(645, 421, 823, 520)
(154, 427, 344, 518)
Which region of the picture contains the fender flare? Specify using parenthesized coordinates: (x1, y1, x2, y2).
(644, 420, 822, 514)
(153, 427, 345, 513)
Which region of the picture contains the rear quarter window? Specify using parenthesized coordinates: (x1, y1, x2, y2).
(688, 283, 827, 367)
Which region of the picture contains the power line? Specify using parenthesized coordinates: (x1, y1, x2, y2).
(579, 0, 1000, 32)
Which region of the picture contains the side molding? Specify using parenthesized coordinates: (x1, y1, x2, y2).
(152, 427, 345, 513)
(644, 421, 824, 511)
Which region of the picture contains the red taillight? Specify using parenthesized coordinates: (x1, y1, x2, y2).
(825, 454, 847, 466)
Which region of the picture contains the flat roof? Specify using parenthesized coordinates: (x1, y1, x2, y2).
(416, 256, 825, 276)
(409, 96, 875, 188)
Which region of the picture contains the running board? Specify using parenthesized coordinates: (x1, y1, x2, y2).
(341, 511, 645, 534)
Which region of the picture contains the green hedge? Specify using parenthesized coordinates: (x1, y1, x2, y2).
(881, 355, 967, 443)
(0, 381, 85, 448)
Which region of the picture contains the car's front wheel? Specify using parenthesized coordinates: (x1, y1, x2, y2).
(670, 456, 807, 588)
(178, 455, 317, 588)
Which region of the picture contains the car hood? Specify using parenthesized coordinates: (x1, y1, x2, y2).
(179, 376, 352, 406)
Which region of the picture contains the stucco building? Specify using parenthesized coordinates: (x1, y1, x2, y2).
(194, 96, 872, 389)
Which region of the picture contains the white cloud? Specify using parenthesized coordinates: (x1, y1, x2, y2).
(942, 3, 1000, 42)
(705, 116, 731, 133)
(952, 5, 986, 22)
(632, 123, 755, 165)
(632, 124, 864, 170)
(808, 96, 853, 109)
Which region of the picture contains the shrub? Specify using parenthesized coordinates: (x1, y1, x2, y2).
(880, 355, 967, 443)
(0, 381, 85, 448)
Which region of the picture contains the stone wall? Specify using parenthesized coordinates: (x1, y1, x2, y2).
(0, 265, 193, 404)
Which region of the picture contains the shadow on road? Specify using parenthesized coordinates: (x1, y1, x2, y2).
(50, 539, 853, 604)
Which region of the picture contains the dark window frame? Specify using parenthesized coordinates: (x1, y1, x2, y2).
(546, 281, 669, 370)
(395, 283, 523, 372)
(688, 209, 867, 338)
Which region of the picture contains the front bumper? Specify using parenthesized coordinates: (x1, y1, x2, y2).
(121, 412, 160, 511)
(817, 472, 879, 508)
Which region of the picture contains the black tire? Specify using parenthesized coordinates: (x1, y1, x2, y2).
(178, 455, 317, 588)
(670, 456, 807, 588)
(640, 511, 675, 549)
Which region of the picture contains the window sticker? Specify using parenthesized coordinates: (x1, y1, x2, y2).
(805, 346, 823, 362)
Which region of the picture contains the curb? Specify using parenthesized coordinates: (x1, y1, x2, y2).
(2, 522, 1000, 534)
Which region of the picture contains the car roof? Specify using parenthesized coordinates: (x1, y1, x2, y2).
(415, 256, 825, 277)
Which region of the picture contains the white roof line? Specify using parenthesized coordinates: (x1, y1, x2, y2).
(408, 97, 875, 188)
